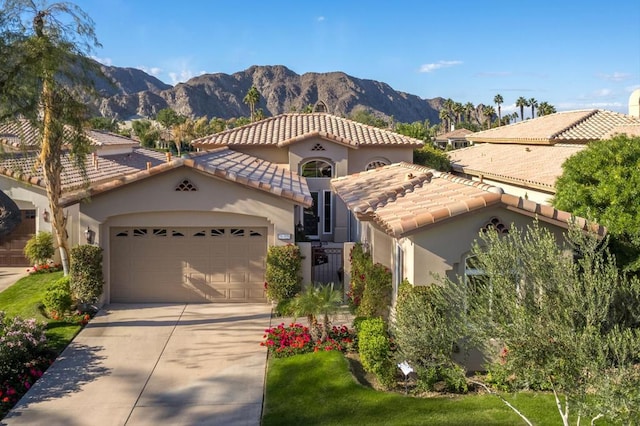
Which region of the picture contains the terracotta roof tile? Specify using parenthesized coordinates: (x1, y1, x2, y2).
(449, 143, 586, 190)
(333, 162, 605, 238)
(0, 119, 138, 150)
(467, 110, 640, 144)
(0, 147, 312, 208)
(602, 124, 640, 139)
(434, 128, 473, 141)
(332, 162, 503, 237)
(192, 113, 424, 149)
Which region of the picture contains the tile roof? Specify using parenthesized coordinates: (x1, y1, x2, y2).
(434, 128, 473, 141)
(467, 110, 640, 144)
(191, 113, 424, 149)
(448, 143, 586, 191)
(0, 147, 312, 207)
(332, 162, 605, 238)
(602, 124, 640, 139)
(0, 119, 138, 151)
(331, 162, 503, 237)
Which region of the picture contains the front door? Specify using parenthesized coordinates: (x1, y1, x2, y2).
(303, 192, 319, 239)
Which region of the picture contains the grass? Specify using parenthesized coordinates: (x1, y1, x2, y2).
(263, 351, 567, 426)
(0, 271, 82, 352)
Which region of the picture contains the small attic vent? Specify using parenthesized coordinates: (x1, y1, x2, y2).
(481, 217, 509, 234)
(311, 143, 325, 151)
(175, 179, 197, 191)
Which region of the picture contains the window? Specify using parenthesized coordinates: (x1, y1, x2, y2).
(365, 159, 390, 171)
(301, 160, 332, 178)
(323, 191, 332, 234)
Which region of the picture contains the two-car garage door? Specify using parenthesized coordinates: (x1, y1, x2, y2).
(110, 226, 267, 303)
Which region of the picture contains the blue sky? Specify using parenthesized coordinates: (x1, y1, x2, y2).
(79, 0, 640, 116)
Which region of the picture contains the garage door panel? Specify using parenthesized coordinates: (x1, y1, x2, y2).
(110, 226, 267, 303)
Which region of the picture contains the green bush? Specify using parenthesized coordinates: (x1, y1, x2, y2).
(23, 232, 55, 266)
(357, 263, 392, 319)
(347, 243, 370, 310)
(392, 280, 468, 393)
(42, 276, 73, 317)
(413, 145, 451, 172)
(358, 317, 395, 389)
(70, 245, 104, 306)
(265, 245, 302, 303)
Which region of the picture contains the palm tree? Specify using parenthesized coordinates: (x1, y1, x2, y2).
(452, 102, 464, 126)
(439, 109, 450, 133)
(291, 283, 342, 340)
(515, 97, 529, 121)
(511, 112, 519, 123)
(464, 102, 475, 123)
(529, 98, 538, 119)
(0, 191, 21, 237)
(243, 85, 261, 122)
(482, 105, 496, 129)
(537, 101, 557, 116)
(493, 94, 504, 126)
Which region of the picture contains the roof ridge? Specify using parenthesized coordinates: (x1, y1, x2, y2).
(549, 109, 598, 139)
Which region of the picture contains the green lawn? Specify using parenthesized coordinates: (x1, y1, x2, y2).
(0, 271, 82, 352)
(263, 351, 566, 426)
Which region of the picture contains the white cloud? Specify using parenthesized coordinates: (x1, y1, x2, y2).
(597, 72, 632, 82)
(139, 66, 162, 77)
(419, 60, 463, 73)
(317, 16, 325, 22)
(91, 55, 112, 66)
(593, 88, 613, 98)
(169, 69, 195, 85)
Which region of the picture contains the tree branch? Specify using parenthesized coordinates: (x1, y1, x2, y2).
(469, 380, 533, 426)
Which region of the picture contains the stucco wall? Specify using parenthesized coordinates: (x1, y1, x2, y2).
(408, 206, 570, 286)
(80, 167, 297, 246)
(347, 146, 414, 173)
(1, 178, 81, 251)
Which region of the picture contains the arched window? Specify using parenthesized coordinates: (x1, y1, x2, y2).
(301, 160, 333, 178)
(365, 159, 390, 171)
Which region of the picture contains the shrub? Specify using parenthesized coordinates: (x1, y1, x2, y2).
(23, 232, 55, 266)
(265, 245, 302, 303)
(0, 312, 48, 381)
(357, 263, 392, 319)
(392, 280, 469, 393)
(70, 245, 104, 306)
(42, 276, 73, 318)
(358, 317, 395, 389)
(347, 243, 370, 310)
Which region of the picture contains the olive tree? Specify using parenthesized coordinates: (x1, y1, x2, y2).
(462, 221, 640, 425)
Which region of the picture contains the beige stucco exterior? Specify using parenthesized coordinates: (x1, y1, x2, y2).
(76, 167, 299, 303)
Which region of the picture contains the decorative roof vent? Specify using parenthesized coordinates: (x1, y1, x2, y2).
(481, 217, 509, 234)
(175, 179, 197, 191)
(311, 143, 325, 151)
(313, 100, 328, 113)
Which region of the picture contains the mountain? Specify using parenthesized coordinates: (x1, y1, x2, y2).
(91, 64, 446, 124)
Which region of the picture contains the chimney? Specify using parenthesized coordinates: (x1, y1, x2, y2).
(92, 152, 98, 170)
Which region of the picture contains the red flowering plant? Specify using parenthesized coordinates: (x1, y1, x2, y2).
(261, 322, 357, 358)
(27, 262, 62, 275)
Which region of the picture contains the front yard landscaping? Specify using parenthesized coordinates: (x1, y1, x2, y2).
(263, 350, 562, 426)
(0, 270, 91, 418)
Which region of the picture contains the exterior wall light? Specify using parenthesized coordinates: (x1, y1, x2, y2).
(84, 226, 95, 244)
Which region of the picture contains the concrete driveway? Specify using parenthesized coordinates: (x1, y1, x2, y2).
(0, 267, 29, 292)
(3, 303, 272, 426)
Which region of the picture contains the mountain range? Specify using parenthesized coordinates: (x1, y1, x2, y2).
(91, 64, 451, 124)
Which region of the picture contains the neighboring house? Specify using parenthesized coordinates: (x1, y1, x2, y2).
(331, 162, 605, 302)
(448, 109, 640, 204)
(433, 128, 473, 150)
(1, 113, 421, 303)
